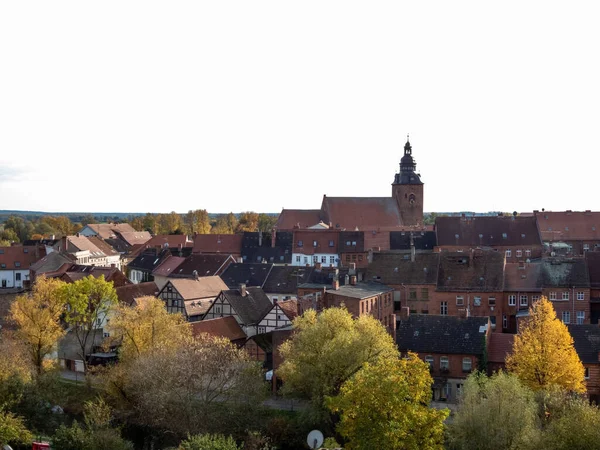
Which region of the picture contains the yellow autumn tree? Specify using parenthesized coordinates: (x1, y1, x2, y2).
(327, 354, 448, 450)
(107, 296, 191, 362)
(10, 276, 67, 375)
(506, 297, 585, 393)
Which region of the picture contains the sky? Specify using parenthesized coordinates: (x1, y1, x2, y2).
(1, 2, 599, 214)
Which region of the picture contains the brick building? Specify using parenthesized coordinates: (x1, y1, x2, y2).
(568, 325, 600, 404)
(397, 313, 489, 403)
(535, 210, 600, 256)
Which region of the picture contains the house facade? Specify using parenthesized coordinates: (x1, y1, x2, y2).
(0, 245, 43, 289)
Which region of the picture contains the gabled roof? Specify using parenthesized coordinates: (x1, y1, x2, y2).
(65, 235, 106, 257)
(536, 211, 600, 241)
(437, 250, 505, 292)
(165, 276, 228, 300)
(116, 282, 159, 306)
(0, 245, 44, 270)
(326, 281, 393, 299)
(436, 216, 542, 247)
(221, 287, 273, 325)
(262, 266, 313, 294)
(568, 324, 600, 364)
(86, 236, 120, 256)
(220, 263, 274, 288)
(397, 315, 488, 355)
(275, 209, 322, 230)
(366, 252, 439, 285)
(321, 196, 402, 230)
(190, 316, 246, 342)
(241, 231, 293, 264)
(30, 251, 75, 275)
(83, 223, 136, 239)
(540, 258, 590, 288)
(277, 299, 301, 321)
(165, 254, 234, 279)
(192, 234, 243, 254)
(115, 231, 152, 246)
(504, 262, 543, 292)
(128, 248, 170, 272)
(59, 265, 131, 287)
(144, 235, 193, 249)
(152, 255, 186, 278)
(487, 332, 515, 363)
(185, 299, 214, 318)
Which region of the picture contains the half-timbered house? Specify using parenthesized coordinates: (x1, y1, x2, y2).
(157, 276, 228, 322)
(257, 299, 300, 333)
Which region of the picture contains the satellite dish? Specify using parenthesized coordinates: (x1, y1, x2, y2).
(307, 430, 324, 449)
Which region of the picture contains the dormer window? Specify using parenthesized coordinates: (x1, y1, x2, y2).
(502, 233, 507, 239)
(23, 248, 28, 253)
(313, 241, 318, 247)
(14, 262, 21, 268)
(297, 240, 303, 247)
(329, 240, 334, 247)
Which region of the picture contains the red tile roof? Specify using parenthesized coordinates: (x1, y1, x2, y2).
(0, 245, 45, 270)
(504, 262, 543, 292)
(277, 299, 300, 320)
(192, 234, 243, 255)
(116, 231, 152, 246)
(321, 196, 403, 230)
(152, 255, 186, 277)
(85, 223, 136, 239)
(116, 282, 159, 306)
(276, 209, 322, 230)
(487, 333, 515, 363)
(164, 276, 228, 300)
(536, 211, 600, 241)
(436, 216, 541, 247)
(144, 235, 193, 249)
(190, 316, 247, 342)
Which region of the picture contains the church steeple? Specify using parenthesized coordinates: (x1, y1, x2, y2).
(393, 136, 423, 185)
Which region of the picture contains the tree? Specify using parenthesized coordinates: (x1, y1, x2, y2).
(185, 209, 211, 235)
(257, 214, 277, 233)
(327, 354, 448, 450)
(506, 297, 585, 393)
(278, 308, 398, 425)
(142, 213, 158, 234)
(102, 335, 266, 438)
(236, 212, 259, 232)
(178, 434, 240, 450)
(63, 276, 118, 373)
(10, 277, 67, 375)
(447, 371, 539, 450)
(212, 213, 238, 234)
(107, 296, 191, 362)
(156, 211, 183, 234)
(40, 215, 75, 237)
(0, 227, 19, 244)
(3, 215, 34, 242)
(80, 214, 96, 227)
(0, 410, 33, 447)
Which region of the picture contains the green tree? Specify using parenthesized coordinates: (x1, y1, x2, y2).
(236, 212, 259, 232)
(257, 214, 277, 233)
(142, 213, 158, 234)
(278, 308, 398, 426)
(10, 276, 67, 375)
(0, 410, 33, 447)
(328, 354, 448, 450)
(212, 213, 238, 234)
(0, 227, 19, 244)
(63, 276, 118, 373)
(447, 371, 539, 450)
(185, 209, 211, 235)
(80, 214, 96, 227)
(506, 297, 585, 393)
(178, 434, 240, 450)
(4, 215, 34, 241)
(40, 215, 75, 237)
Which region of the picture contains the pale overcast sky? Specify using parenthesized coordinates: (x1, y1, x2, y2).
(1, 2, 599, 214)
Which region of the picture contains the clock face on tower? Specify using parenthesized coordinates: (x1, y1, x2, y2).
(409, 193, 416, 205)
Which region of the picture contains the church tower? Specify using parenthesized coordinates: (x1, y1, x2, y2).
(392, 137, 424, 226)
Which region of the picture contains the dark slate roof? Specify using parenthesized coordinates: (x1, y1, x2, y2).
(220, 263, 274, 288)
(338, 231, 365, 252)
(262, 266, 313, 294)
(222, 287, 273, 325)
(328, 281, 393, 299)
(567, 325, 600, 364)
(437, 250, 505, 292)
(390, 231, 437, 250)
(168, 254, 233, 278)
(23, 239, 59, 246)
(104, 238, 131, 254)
(586, 252, 600, 289)
(540, 258, 590, 288)
(436, 216, 542, 247)
(241, 231, 293, 264)
(397, 315, 488, 355)
(305, 267, 351, 286)
(128, 248, 170, 272)
(30, 251, 75, 274)
(116, 282, 159, 306)
(366, 252, 439, 285)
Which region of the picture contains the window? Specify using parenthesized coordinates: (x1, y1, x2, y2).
(503, 314, 508, 329)
(321, 256, 326, 263)
(0, 249, 3, 254)
(96, 318, 102, 326)
(456, 296, 464, 306)
(473, 296, 481, 306)
(502, 233, 508, 239)
(313, 255, 318, 263)
(14, 262, 20, 268)
(562, 292, 569, 301)
(525, 249, 531, 257)
(313, 240, 318, 247)
(577, 311, 585, 325)
(508, 295, 516, 306)
(584, 244, 590, 251)
(425, 355, 434, 369)
(443, 383, 452, 399)
(303, 256, 308, 264)
(520, 295, 528, 307)
(352, 241, 356, 246)
(258, 326, 267, 334)
(462, 357, 472, 372)
(103, 332, 110, 338)
(516, 250, 522, 258)
(295, 255, 301, 263)
(456, 383, 464, 397)
(440, 356, 449, 370)
(577, 291, 585, 301)
(358, 254, 363, 262)
(421, 288, 429, 300)
(297, 240, 303, 247)
(562, 311, 570, 324)
(15, 273, 21, 281)
(549, 292, 557, 300)
(409, 289, 417, 300)
(361, 302, 364, 314)
(488, 296, 496, 306)
(329, 256, 336, 264)
(216, 306, 221, 314)
(440, 302, 448, 315)
(345, 255, 351, 262)
(346, 241, 351, 246)
(23, 248, 28, 253)
(532, 295, 540, 302)
(505, 249, 512, 258)
(585, 367, 590, 379)
(329, 240, 334, 247)
(490, 315, 497, 329)
(0, 264, 5, 269)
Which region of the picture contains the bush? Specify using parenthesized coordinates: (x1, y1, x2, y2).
(178, 434, 240, 450)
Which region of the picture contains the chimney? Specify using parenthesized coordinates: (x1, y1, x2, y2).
(332, 279, 340, 290)
(193, 270, 199, 280)
(240, 283, 247, 297)
(350, 275, 357, 286)
(400, 306, 410, 321)
(258, 231, 263, 247)
(271, 228, 276, 248)
(110, 263, 116, 268)
(61, 236, 68, 252)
